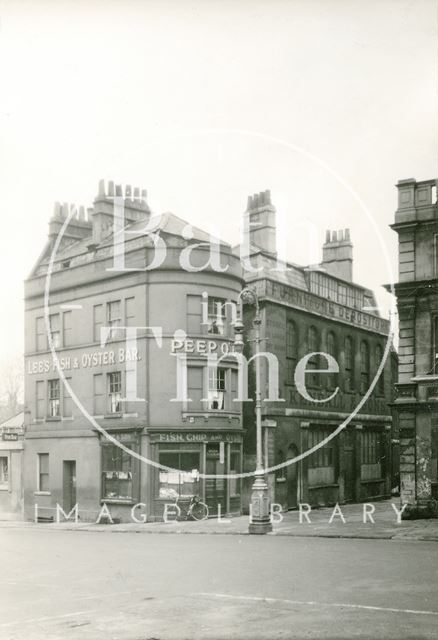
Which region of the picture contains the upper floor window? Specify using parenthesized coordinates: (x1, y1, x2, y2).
(344, 336, 355, 392)
(208, 367, 226, 409)
(38, 453, 49, 492)
(63, 311, 72, 347)
(108, 371, 122, 414)
(326, 331, 337, 389)
(48, 379, 60, 417)
(286, 321, 298, 386)
(107, 300, 122, 338)
(36, 317, 45, 352)
(375, 344, 385, 395)
(307, 326, 320, 387)
(207, 297, 226, 335)
(0, 456, 9, 490)
(360, 341, 370, 394)
(49, 314, 61, 348)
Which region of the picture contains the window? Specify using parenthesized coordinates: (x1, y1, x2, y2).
(36, 380, 45, 419)
(49, 314, 61, 348)
(48, 379, 60, 417)
(0, 457, 9, 489)
(360, 341, 370, 394)
(326, 331, 338, 389)
(328, 279, 338, 301)
(63, 311, 72, 346)
(36, 317, 45, 351)
(125, 297, 135, 327)
(207, 297, 225, 335)
(102, 440, 133, 501)
(208, 368, 226, 409)
(38, 453, 49, 492)
(108, 372, 122, 414)
(307, 326, 320, 387)
(158, 451, 200, 499)
(93, 374, 104, 415)
(338, 285, 347, 306)
(375, 344, 385, 395)
(286, 321, 298, 386)
(344, 336, 355, 392)
(93, 304, 103, 343)
(361, 431, 381, 465)
(107, 300, 122, 339)
(187, 295, 202, 334)
(63, 378, 73, 418)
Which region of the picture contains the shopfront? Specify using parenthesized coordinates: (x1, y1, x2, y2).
(148, 430, 243, 520)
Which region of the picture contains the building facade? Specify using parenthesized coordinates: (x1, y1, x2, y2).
(24, 180, 244, 523)
(0, 412, 24, 520)
(389, 178, 438, 514)
(240, 191, 397, 510)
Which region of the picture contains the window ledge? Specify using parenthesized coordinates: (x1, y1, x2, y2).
(361, 478, 385, 484)
(34, 491, 51, 496)
(46, 417, 61, 422)
(308, 484, 339, 490)
(104, 414, 123, 419)
(100, 499, 135, 505)
(0, 486, 9, 491)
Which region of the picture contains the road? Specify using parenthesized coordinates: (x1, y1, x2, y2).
(1, 527, 437, 639)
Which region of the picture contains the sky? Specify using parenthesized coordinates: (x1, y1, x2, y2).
(0, 0, 437, 361)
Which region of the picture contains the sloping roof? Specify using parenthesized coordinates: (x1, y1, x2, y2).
(0, 412, 24, 430)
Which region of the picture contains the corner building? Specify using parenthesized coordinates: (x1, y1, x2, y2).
(388, 178, 438, 512)
(24, 181, 243, 522)
(240, 191, 397, 510)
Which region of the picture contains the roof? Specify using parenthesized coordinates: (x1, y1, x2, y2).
(0, 411, 24, 430)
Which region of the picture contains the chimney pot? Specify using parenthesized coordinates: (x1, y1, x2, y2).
(134, 187, 140, 200)
(98, 179, 105, 197)
(108, 181, 115, 197)
(332, 230, 338, 243)
(125, 184, 132, 199)
(141, 188, 147, 201)
(115, 184, 123, 197)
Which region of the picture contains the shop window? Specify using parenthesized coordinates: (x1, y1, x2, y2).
(38, 453, 49, 492)
(344, 336, 355, 392)
(308, 428, 335, 485)
(48, 379, 60, 418)
(102, 440, 134, 501)
(187, 294, 202, 334)
(360, 341, 370, 394)
(187, 367, 203, 410)
(207, 296, 226, 335)
(93, 304, 103, 342)
(208, 368, 226, 410)
(108, 372, 122, 414)
(0, 456, 9, 490)
(229, 446, 241, 496)
(49, 314, 61, 348)
(36, 380, 45, 419)
(107, 300, 122, 339)
(63, 311, 72, 347)
(276, 449, 286, 481)
(375, 344, 385, 395)
(159, 451, 201, 499)
(286, 321, 298, 386)
(36, 316, 45, 352)
(63, 377, 72, 418)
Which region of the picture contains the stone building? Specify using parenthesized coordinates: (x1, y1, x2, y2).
(23, 180, 244, 523)
(388, 178, 438, 514)
(239, 191, 397, 510)
(0, 412, 24, 520)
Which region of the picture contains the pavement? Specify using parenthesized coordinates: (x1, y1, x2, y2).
(1, 527, 438, 639)
(2, 499, 438, 541)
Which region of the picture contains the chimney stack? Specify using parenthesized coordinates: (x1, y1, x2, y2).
(322, 229, 353, 282)
(243, 189, 277, 256)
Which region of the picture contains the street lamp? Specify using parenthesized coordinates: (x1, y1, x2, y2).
(234, 287, 272, 534)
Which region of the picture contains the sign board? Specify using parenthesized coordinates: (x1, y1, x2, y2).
(2, 433, 18, 441)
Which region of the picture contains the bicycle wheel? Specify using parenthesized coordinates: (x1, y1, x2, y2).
(190, 501, 209, 521)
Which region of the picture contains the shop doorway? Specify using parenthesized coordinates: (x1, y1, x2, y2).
(205, 443, 227, 516)
(286, 444, 299, 509)
(62, 460, 76, 513)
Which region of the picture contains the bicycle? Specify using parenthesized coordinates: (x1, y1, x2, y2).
(175, 494, 209, 521)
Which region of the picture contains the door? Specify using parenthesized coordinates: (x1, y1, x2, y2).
(205, 443, 227, 516)
(286, 444, 299, 509)
(343, 434, 355, 502)
(63, 460, 76, 513)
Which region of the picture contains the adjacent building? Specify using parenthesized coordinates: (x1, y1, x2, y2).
(388, 178, 438, 514)
(24, 180, 243, 523)
(0, 412, 24, 520)
(240, 191, 397, 510)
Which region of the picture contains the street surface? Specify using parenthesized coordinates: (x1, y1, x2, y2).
(1, 527, 438, 639)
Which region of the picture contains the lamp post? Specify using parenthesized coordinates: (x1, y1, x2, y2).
(234, 287, 272, 534)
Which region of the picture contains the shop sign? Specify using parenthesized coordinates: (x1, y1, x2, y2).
(150, 432, 242, 444)
(171, 338, 235, 356)
(2, 433, 18, 441)
(27, 347, 140, 375)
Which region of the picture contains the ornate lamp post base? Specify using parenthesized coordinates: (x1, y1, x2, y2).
(248, 472, 272, 535)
